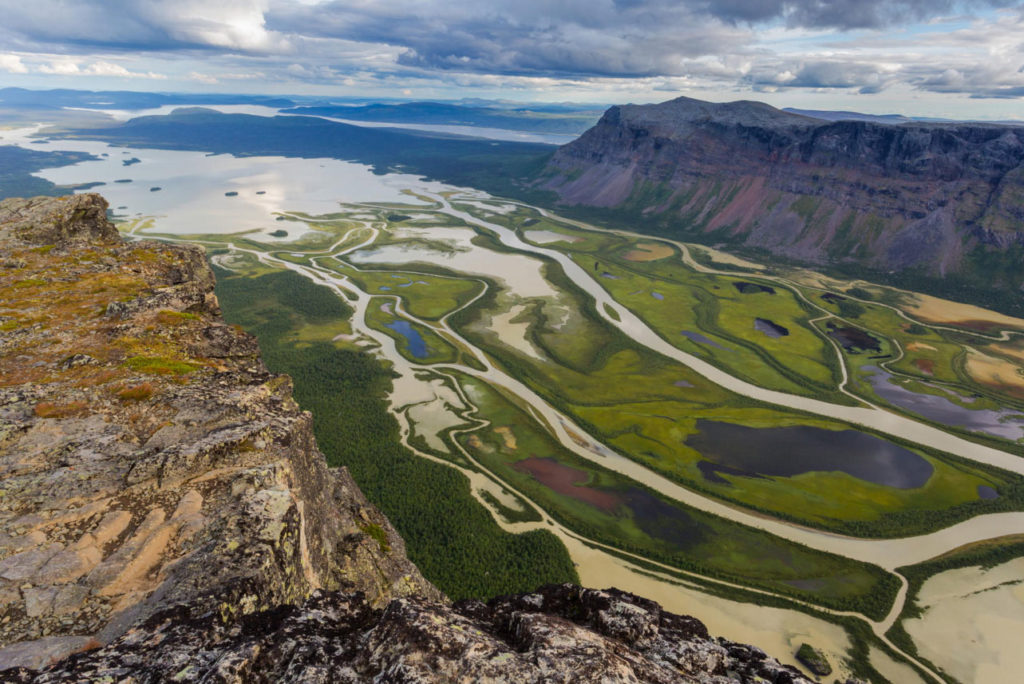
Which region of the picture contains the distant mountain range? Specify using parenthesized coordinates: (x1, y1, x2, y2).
(280, 102, 603, 135)
(540, 96, 1024, 313)
(0, 87, 296, 111)
(783, 107, 1024, 127)
(10, 89, 1024, 313)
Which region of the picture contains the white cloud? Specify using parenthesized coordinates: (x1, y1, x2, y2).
(37, 57, 166, 79)
(0, 54, 28, 73)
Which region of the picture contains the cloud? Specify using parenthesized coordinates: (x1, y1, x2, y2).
(37, 57, 166, 79)
(0, 54, 28, 73)
(0, 0, 1020, 105)
(267, 1, 755, 78)
(745, 59, 897, 93)
(0, 0, 286, 53)
(702, 0, 1015, 30)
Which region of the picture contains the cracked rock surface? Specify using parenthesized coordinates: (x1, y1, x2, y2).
(0, 194, 437, 671)
(4, 585, 812, 683)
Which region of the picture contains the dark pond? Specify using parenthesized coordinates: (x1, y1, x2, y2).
(651, 291, 664, 300)
(755, 318, 789, 338)
(686, 419, 934, 489)
(734, 281, 776, 295)
(600, 272, 619, 280)
(820, 293, 846, 304)
(863, 366, 1024, 441)
(621, 488, 706, 550)
(681, 330, 730, 351)
(384, 319, 428, 358)
(978, 485, 999, 500)
(826, 323, 881, 352)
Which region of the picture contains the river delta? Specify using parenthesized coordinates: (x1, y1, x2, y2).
(9, 126, 1024, 683)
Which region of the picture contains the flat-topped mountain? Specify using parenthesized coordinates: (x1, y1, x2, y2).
(542, 96, 1024, 310)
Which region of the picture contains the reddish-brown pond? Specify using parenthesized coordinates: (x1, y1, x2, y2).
(513, 457, 621, 512)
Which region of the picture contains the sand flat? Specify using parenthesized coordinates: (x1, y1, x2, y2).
(691, 245, 765, 270)
(624, 242, 674, 262)
(869, 646, 926, 684)
(904, 557, 1024, 683)
(906, 293, 1024, 331)
(966, 348, 1024, 395)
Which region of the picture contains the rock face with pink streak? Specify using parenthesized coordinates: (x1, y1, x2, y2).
(543, 96, 1024, 295)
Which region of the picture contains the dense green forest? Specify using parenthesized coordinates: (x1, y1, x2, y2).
(0, 145, 97, 200)
(213, 266, 578, 599)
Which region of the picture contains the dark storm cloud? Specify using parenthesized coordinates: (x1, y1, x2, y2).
(0, 0, 280, 53)
(264, 0, 1020, 80)
(706, 0, 1014, 29)
(264, 1, 752, 78)
(0, 0, 1022, 102)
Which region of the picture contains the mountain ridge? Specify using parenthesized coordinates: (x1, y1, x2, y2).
(540, 95, 1024, 309)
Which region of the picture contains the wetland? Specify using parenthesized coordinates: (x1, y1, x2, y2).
(12, 126, 1024, 683)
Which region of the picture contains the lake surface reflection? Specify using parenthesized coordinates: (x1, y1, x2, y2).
(0, 126, 448, 238)
(863, 367, 1024, 442)
(687, 418, 934, 489)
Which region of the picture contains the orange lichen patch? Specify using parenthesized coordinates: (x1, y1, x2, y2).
(155, 310, 199, 327)
(966, 349, 1024, 399)
(906, 342, 938, 353)
(73, 368, 123, 388)
(493, 426, 517, 450)
(513, 457, 621, 512)
(623, 242, 674, 262)
(0, 241, 203, 390)
(34, 400, 89, 418)
(913, 358, 935, 375)
(117, 383, 156, 402)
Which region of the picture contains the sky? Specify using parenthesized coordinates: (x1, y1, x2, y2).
(0, 0, 1023, 119)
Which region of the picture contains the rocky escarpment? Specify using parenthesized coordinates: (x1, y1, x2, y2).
(5, 585, 813, 683)
(0, 194, 817, 682)
(0, 194, 438, 670)
(543, 96, 1024, 290)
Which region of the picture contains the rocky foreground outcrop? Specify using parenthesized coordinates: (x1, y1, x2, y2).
(543, 96, 1024, 291)
(0, 194, 813, 682)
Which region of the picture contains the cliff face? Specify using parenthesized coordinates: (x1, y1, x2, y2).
(543, 96, 1024, 282)
(0, 194, 815, 682)
(0, 194, 438, 670)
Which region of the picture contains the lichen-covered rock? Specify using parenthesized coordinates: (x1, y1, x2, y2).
(0, 194, 120, 246)
(2, 586, 813, 683)
(0, 195, 438, 670)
